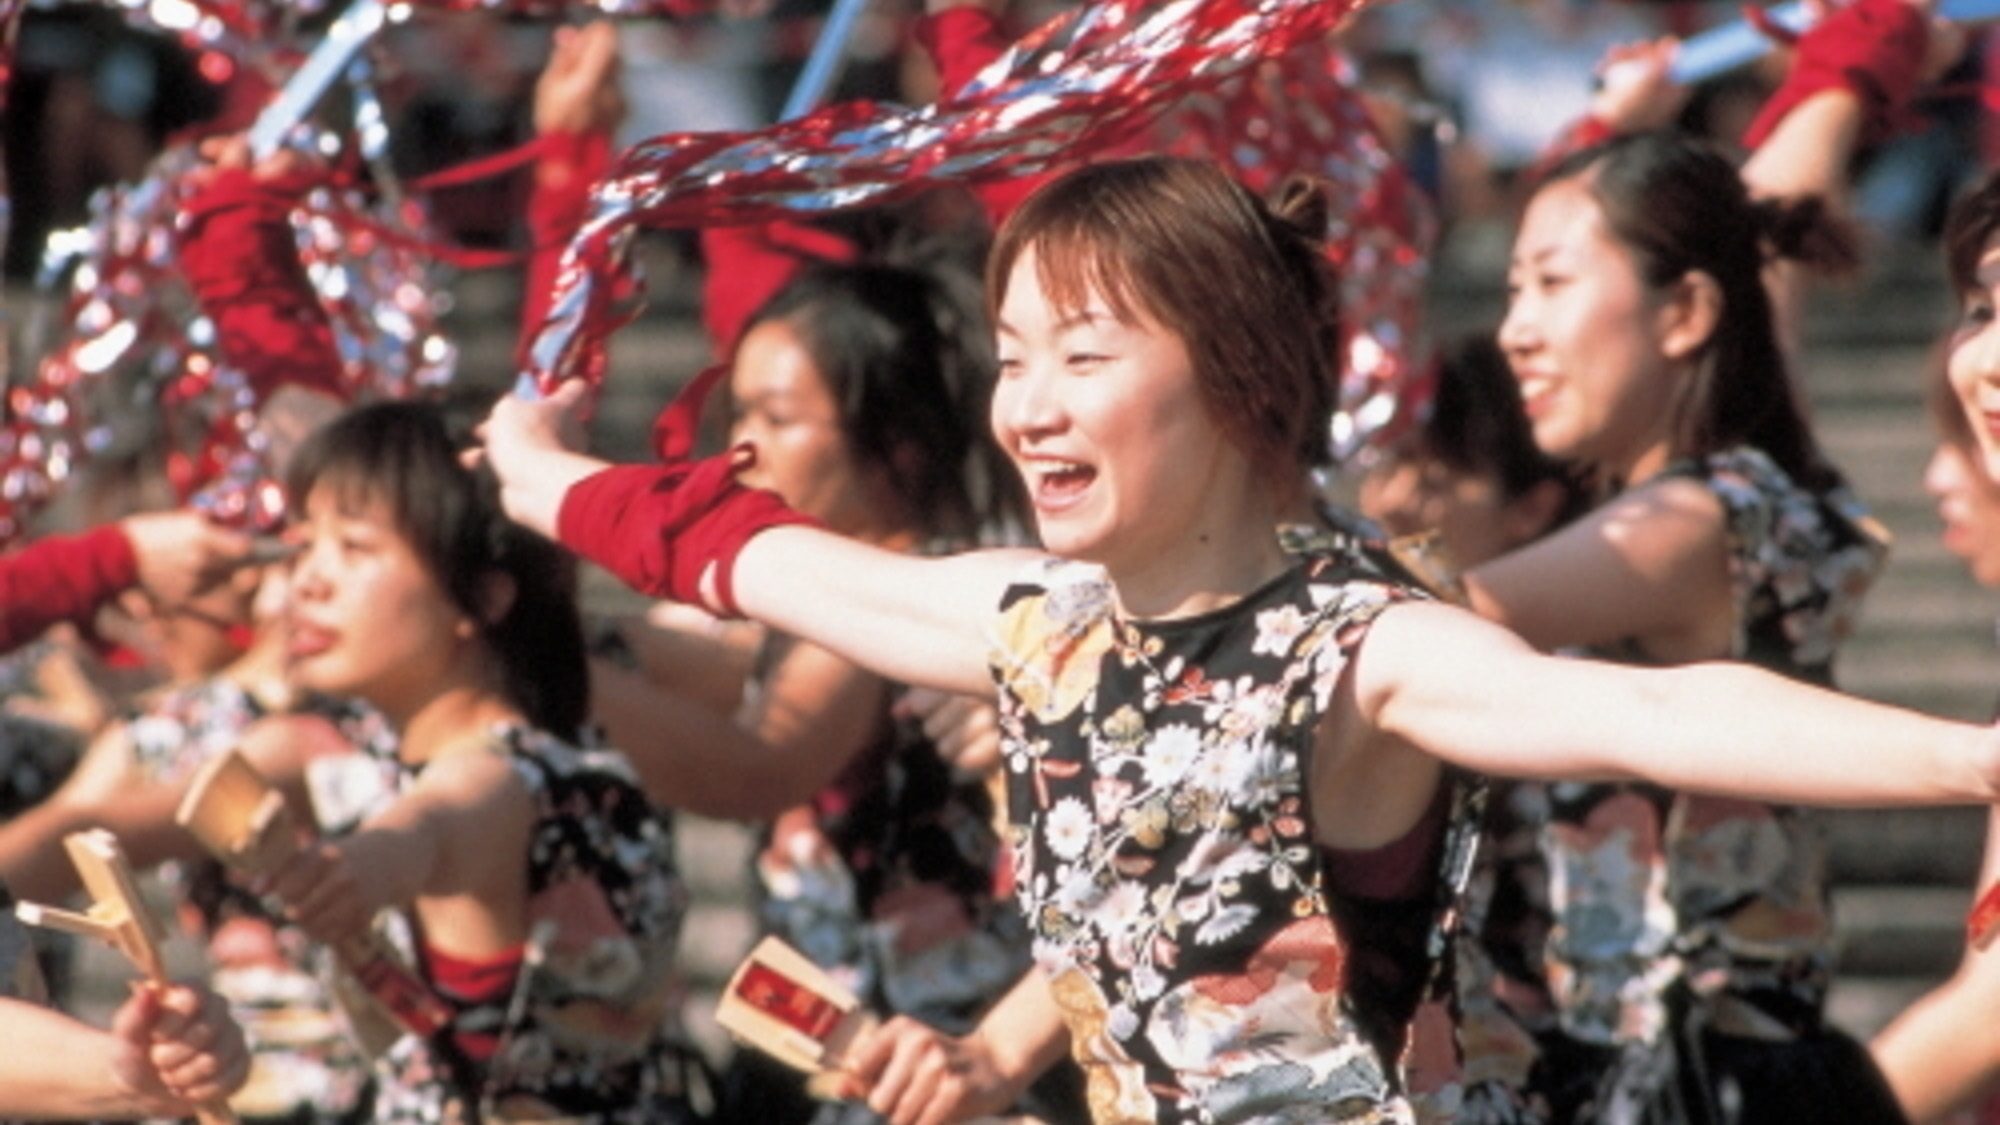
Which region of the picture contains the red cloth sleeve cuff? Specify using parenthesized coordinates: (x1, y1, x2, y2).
(557, 464, 686, 597)
(80, 524, 140, 596)
(0, 524, 139, 651)
(557, 461, 817, 616)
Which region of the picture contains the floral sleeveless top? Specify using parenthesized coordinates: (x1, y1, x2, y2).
(368, 723, 689, 1125)
(1457, 446, 1888, 1123)
(988, 527, 1462, 1125)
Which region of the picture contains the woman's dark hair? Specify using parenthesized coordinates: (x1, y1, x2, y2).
(1533, 131, 1854, 493)
(1944, 170, 2000, 298)
(744, 259, 1025, 543)
(986, 157, 1340, 499)
(1426, 332, 1586, 523)
(285, 395, 590, 739)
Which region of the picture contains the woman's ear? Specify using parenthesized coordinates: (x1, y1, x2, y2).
(1659, 269, 1723, 362)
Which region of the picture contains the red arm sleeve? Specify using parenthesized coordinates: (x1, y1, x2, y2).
(520, 130, 613, 365)
(557, 460, 814, 615)
(0, 525, 136, 654)
(176, 169, 346, 402)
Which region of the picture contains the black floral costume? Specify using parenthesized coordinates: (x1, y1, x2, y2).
(367, 723, 689, 1125)
(988, 526, 1471, 1125)
(1455, 446, 1895, 1125)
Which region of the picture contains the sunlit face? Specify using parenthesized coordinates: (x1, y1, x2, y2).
(1925, 438, 2000, 588)
(1500, 176, 1682, 478)
(1947, 233, 2000, 482)
(1359, 445, 1522, 570)
(284, 486, 473, 723)
(989, 249, 1248, 573)
(728, 319, 881, 536)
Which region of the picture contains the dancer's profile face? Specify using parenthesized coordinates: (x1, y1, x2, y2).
(1500, 176, 1683, 478)
(1925, 437, 2000, 588)
(283, 485, 471, 721)
(1948, 232, 2000, 483)
(728, 318, 880, 536)
(990, 247, 1247, 571)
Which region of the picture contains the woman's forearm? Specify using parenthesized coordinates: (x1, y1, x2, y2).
(0, 1003, 173, 1120)
(1369, 602, 2000, 808)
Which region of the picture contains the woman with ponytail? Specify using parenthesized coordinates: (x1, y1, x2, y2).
(1442, 3, 1951, 1114)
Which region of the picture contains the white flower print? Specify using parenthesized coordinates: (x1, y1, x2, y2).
(1254, 602, 1310, 657)
(1044, 797, 1095, 861)
(1144, 724, 1203, 786)
(1189, 737, 1249, 795)
(1195, 903, 1257, 945)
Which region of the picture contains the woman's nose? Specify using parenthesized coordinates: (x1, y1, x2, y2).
(997, 365, 1060, 439)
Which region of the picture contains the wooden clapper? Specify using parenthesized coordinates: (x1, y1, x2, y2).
(716, 935, 878, 1097)
(174, 748, 454, 1056)
(13, 828, 238, 1125)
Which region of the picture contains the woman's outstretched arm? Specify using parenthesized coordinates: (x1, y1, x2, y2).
(1352, 599, 2000, 807)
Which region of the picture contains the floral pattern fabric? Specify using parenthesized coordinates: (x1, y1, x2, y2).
(1457, 446, 1889, 1123)
(749, 635, 1035, 1035)
(368, 723, 689, 1125)
(988, 528, 1446, 1125)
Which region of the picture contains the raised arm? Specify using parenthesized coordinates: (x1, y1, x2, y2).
(594, 632, 896, 817)
(519, 21, 623, 364)
(1351, 599, 2000, 807)
(0, 512, 253, 655)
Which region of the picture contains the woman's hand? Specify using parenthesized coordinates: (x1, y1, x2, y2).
(838, 1016, 1022, 1125)
(473, 379, 600, 538)
(533, 21, 626, 137)
(110, 983, 252, 1113)
(1590, 37, 1688, 134)
(259, 838, 375, 944)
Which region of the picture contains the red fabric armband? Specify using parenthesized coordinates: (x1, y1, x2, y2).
(0, 524, 138, 652)
(1741, 0, 1930, 150)
(556, 458, 815, 617)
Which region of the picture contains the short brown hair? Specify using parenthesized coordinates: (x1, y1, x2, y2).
(985, 157, 1339, 495)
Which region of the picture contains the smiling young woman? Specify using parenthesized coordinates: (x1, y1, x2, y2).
(480, 155, 2000, 1125)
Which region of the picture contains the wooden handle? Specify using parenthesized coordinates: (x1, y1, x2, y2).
(14, 832, 239, 1125)
(177, 750, 456, 1047)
